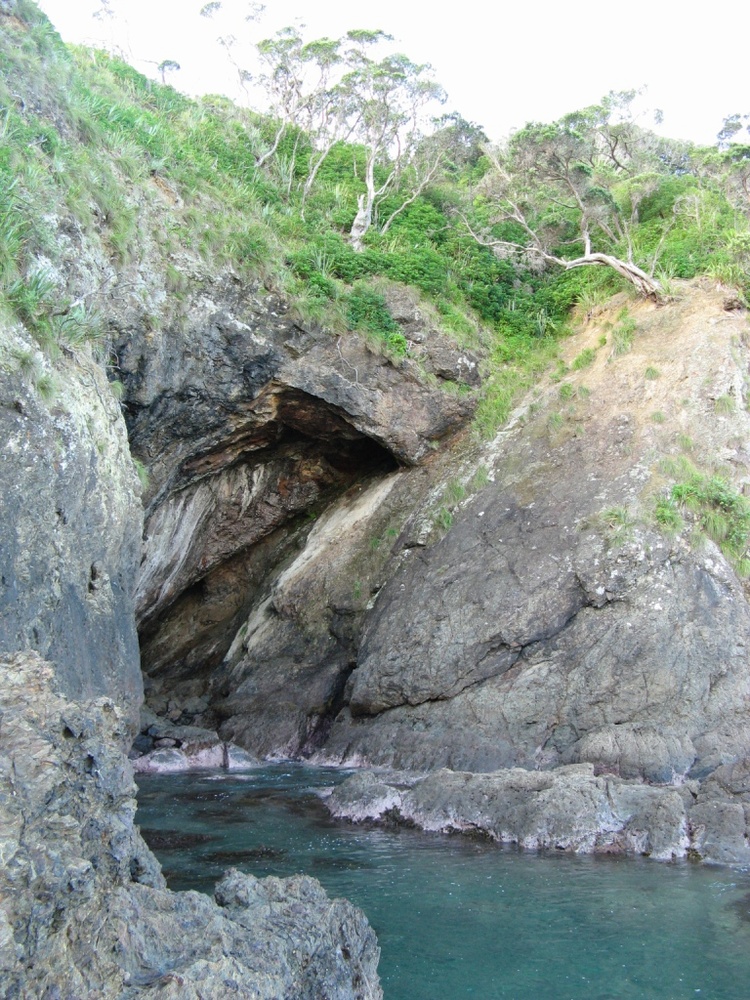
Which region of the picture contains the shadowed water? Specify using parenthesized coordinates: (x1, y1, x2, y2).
(136, 764, 750, 1000)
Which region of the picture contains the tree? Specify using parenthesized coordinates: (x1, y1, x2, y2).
(157, 59, 180, 85)
(464, 94, 667, 299)
(199, 1, 265, 103)
(248, 26, 447, 238)
(253, 27, 349, 175)
(695, 114, 750, 213)
(341, 32, 445, 248)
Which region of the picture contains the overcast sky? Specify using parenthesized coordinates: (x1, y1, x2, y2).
(37, 0, 749, 145)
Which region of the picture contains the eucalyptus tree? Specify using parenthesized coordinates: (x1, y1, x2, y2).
(157, 59, 180, 85)
(466, 93, 668, 298)
(341, 30, 446, 248)
(199, 1, 265, 103)
(696, 114, 750, 212)
(253, 27, 338, 170)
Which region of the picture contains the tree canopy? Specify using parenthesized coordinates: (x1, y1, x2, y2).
(465, 92, 675, 297)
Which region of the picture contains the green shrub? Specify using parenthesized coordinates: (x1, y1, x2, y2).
(654, 496, 682, 534)
(346, 285, 407, 357)
(671, 472, 750, 569)
(609, 309, 637, 358)
(572, 347, 596, 370)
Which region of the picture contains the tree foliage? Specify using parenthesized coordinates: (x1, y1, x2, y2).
(466, 92, 673, 297)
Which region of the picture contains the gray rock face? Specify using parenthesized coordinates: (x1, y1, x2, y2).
(0, 652, 382, 999)
(320, 289, 750, 789)
(0, 326, 143, 723)
(115, 278, 475, 726)
(130, 715, 260, 772)
(322, 489, 750, 778)
(326, 766, 750, 865)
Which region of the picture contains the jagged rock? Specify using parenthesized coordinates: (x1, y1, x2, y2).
(0, 324, 143, 724)
(132, 745, 223, 771)
(321, 288, 750, 784)
(562, 725, 698, 783)
(0, 651, 382, 998)
(114, 278, 475, 715)
(322, 507, 750, 776)
(688, 757, 750, 864)
(130, 717, 260, 772)
(326, 764, 750, 864)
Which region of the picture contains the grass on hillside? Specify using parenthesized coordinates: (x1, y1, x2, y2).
(2, 1, 750, 431)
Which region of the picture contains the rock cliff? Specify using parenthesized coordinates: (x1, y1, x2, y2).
(314, 285, 750, 862)
(117, 262, 750, 864)
(0, 322, 143, 723)
(114, 275, 475, 751)
(0, 652, 381, 998)
(320, 289, 750, 783)
(0, 302, 384, 997)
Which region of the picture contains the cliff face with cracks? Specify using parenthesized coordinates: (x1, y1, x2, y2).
(5, 7, 750, 991)
(120, 266, 750, 864)
(0, 311, 383, 996)
(113, 272, 476, 750)
(317, 284, 750, 864)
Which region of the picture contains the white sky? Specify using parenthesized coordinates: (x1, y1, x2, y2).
(37, 0, 749, 145)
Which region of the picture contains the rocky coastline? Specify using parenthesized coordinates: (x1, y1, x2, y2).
(3, 3, 750, 992)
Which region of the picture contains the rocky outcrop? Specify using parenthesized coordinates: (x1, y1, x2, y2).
(130, 711, 259, 772)
(112, 273, 476, 747)
(315, 286, 750, 785)
(0, 295, 387, 991)
(322, 491, 750, 777)
(0, 324, 143, 724)
(0, 651, 382, 999)
(326, 765, 750, 865)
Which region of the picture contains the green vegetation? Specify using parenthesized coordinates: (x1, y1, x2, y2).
(671, 472, 750, 574)
(572, 347, 596, 370)
(653, 496, 683, 534)
(3, 4, 750, 443)
(436, 507, 454, 531)
(444, 478, 467, 505)
(608, 309, 638, 358)
(469, 464, 491, 490)
(132, 457, 150, 490)
(714, 393, 735, 414)
(600, 505, 636, 544)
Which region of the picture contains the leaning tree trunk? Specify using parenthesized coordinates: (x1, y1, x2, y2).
(561, 253, 663, 301)
(350, 192, 372, 251)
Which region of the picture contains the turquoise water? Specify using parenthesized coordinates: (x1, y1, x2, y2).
(136, 765, 750, 1000)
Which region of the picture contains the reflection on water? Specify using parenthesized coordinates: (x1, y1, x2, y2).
(136, 764, 750, 1000)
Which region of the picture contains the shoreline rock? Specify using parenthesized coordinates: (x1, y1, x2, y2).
(325, 764, 750, 866)
(0, 651, 382, 998)
(130, 715, 260, 772)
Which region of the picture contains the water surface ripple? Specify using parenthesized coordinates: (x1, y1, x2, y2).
(136, 764, 750, 1000)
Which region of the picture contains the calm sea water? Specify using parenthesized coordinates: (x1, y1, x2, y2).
(136, 764, 750, 1000)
